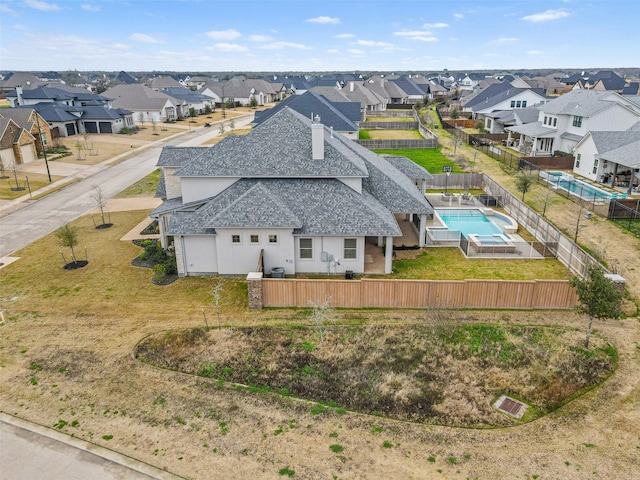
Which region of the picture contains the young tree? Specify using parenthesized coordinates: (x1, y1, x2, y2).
(74, 141, 84, 160)
(0, 155, 6, 178)
(249, 96, 258, 108)
(450, 108, 460, 120)
(189, 107, 196, 118)
(308, 296, 338, 342)
(56, 224, 80, 264)
(151, 117, 157, 134)
(229, 117, 236, 130)
(92, 186, 108, 226)
(204, 103, 212, 115)
(83, 131, 91, 149)
(569, 265, 623, 348)
(218, 122, 226, 135)
(515, 170, 535, 202)
(211, 277, 226, 329)
(137, 112, 145, 128)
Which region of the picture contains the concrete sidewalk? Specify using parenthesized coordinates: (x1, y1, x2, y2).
(0, 413, 184, 480)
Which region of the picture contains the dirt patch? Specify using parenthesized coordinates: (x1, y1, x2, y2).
(366, 129, 423, 140)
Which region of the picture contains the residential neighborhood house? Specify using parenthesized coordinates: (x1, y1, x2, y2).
(151, 108, 433, 277)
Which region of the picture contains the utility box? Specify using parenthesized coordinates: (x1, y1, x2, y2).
(345, 270, 354, 280)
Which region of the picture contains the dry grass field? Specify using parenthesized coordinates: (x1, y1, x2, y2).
(0, 208, 639, 479)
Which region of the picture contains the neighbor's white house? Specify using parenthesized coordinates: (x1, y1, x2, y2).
(571, 127, 640, 191)
(506, 89, 640, 156)
(151, 108, 432, 277)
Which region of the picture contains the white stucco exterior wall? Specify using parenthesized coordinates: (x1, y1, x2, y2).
(336, 177, 362, 193)
(181, 177, 239, 203)
(216, 228, 295, 275)
(294, 236, 365, 274)
(180, 235, 218, 275)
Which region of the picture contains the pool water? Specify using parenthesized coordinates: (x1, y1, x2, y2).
(436, 209, 510, 237)
(473, 235, 508, 245)
(545, 172, 614, 201)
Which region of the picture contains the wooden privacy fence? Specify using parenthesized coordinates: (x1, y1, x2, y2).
(260, 278, 577, 310)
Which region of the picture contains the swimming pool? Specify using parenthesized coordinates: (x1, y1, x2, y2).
(542, 171, 614, 201)
(434, 208, 516, 238)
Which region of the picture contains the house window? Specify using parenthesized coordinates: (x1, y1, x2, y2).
(573, 116, 583, 127)
(544, 116, 548, 125)
(522, 101, 527, 107)
(299, 238, 312, 259)
(553, 118, 557, 127)
(343, 238, 357, 260)
(250, 234, 260, 244)
(575, 154, 581, 168)
(486, 119, 492, 129)
(232, 234, 241, 244)
(268, 234, 278, 244)
(510, 101, 515, 108)
(592, 159, 599, 174)
(516, 101, 521, 108)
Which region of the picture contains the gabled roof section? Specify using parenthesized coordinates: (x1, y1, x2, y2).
(157, 146, 209, 167)
(162, 87, 211, 103)
(252, 91, 359, 132)
(539, 89, 632, 117)
(382, 155, 431, 180)
(205, 182, 302, 228)
(175, 108, 368, 178)
(102, 84, 176, 111)
(168, 178, 402, 237)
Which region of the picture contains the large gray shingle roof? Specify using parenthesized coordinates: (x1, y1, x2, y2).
(166, 179, 401, 237)
(175, 108, 368, 177)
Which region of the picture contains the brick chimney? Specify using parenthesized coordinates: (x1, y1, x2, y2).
(311, 114, 324, 160)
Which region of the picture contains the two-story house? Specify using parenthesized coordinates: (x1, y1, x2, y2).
(505, 90, 640, 156)
(151, 108, 433, 277)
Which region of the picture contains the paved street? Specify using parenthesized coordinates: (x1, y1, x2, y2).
(0, 414, 180, 480)
(0, 115, 254, 258)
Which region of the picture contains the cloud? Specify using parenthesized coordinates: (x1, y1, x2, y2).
(522, 9, 569, 22)
(208, 43, 249, 53)
(347, 49, 365, 55)
(394, 30, 431, 37)
(81, 4, 100, 12)
(453, 13, 463, 19)
(25, 0, 60, 11)
(0, 3, 17, 14)
(357, 39, 394, 48)
(129, 33, 163, 44)
(423, 22, 448, 28)
(248, 34, 273, 42)
(527, 50, 545, 55)
(259, 41, 311, 50)
(306, 16, 340, 24)
(205, 29, 242, 40)
(334, 33, 355, 39)
(394, 30, 438, 42)
(496, 37, 518, 44)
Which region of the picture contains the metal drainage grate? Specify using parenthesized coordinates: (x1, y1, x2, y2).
(493, 395, 528, 419)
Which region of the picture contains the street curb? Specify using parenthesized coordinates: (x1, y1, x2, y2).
(0, 412, 185, 479)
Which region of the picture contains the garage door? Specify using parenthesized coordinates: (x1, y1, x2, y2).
(65, 123, 77, 136)
(0, 147, 17, 167)
(20, 144, 37, 164)
(84, 122, 98, 133)
(99, 122, 112, 133)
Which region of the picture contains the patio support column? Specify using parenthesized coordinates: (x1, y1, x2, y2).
(158, 216, 167, 249)
(421, 178, 427, 195)
(384, 236, 393, 274)
(419, 214, 427, 247)
(377, 236, 384, 247)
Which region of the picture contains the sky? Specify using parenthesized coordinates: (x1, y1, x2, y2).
(0, 0, 638, 73)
